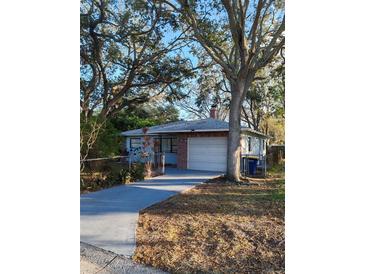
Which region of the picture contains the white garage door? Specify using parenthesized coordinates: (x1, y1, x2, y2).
(188, 137, 227, 172)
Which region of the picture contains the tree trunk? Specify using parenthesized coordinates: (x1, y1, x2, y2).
(227, 84, 243, 181)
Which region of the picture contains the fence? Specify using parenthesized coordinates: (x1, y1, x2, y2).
(80, 153, 166, 192)
(80, 156, 129, 171)
(267, 145, 285, 166)
(80, 153, 165, 174)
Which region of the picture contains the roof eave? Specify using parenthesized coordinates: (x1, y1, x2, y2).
(121, 128, 230, 136)
(240, 128, 270, 138)
(122, 128, 268, 138)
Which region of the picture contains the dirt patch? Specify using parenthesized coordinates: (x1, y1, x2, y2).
(133, 177, 285, 273)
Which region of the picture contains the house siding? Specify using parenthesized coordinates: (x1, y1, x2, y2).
(240, 134, 266, 156)
(176, 131, 228, 169)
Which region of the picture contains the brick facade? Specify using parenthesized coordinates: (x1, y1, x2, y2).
(176, 131, 229, 169)
(176, 136, 188, 169)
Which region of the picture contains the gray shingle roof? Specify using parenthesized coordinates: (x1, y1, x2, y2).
(121, 118, 268, 138)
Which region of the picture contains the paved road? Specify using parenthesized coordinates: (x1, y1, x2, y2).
(80, 168, 221, 256)
(80, 242, 167, 274)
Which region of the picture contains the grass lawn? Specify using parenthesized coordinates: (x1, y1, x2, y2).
(133, 174, 285, 273)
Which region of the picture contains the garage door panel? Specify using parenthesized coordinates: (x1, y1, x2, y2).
(191, 144, 227, 150)
(188, 137, 227, 172)
(187, 138, 226, 145)
(188, 154, 227, 161)
(189, 162, 226, 171)
(189, 151, 227, 157)
(190, 158, 227, 166)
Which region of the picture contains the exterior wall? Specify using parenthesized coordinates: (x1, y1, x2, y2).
(125, 136, 177, 165)
(176, 131, 228, 169)
(177, 137, 188, 169)
(241, 134, 266, 156)
(126, 131, 266, 169)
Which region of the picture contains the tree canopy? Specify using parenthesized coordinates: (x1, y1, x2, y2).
(242, 57, 284, 131)
(80, 0, 198, 119)
(178, 54, 231, 120)
(110, 103, 180, 132)
(81, 103, 180, 158)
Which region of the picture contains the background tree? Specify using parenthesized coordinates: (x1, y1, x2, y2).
(241, 58, 284, 131)
(80, 115, 105, 170)
(163, 0, 285, 180)
(81, 103, 180, 159)
(110, 103, 180, 132)
(178, 57, 230, 120)
(180, 51, 284, 143)
(80, 0, 197, 162)
(80, 0, 197, 118)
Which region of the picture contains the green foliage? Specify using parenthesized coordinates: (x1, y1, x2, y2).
(80, 160, 147, 192)
(91, 119, 121, 158)
(110, 104, 180, 132)
(271, 178, 285, 201)
(119, 168, 132, 184)
(267, 163, 285, 178)
(80, 161, 127, 192)
(80, 114, 105, 160)
(119, 163, 145, 184)
(81, 104, 180, 160)
(271, 187, 285, 201)
(129, 163, 145, 181)
(80, 115, 121, 159)
(242, 59, 285, 132)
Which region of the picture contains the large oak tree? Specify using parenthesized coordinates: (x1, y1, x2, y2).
(80, 0, 198, 162)
(162, 0, 285, 181)
(80, 0, 205, 120)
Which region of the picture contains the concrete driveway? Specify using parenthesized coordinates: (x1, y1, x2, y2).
(80, 168, 221, 257)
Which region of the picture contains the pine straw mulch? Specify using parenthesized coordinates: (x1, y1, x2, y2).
(133, 177, 285, 274)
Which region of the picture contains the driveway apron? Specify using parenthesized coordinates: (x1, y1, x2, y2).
(80, 168, 221, 256)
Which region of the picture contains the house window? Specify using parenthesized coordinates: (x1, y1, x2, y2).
(161, 138, 171, 152)
(248, 137, 252, 152)
(157, 137, 177, 153)
(130, 138, 141, 150)
(171, 138, 177, 153)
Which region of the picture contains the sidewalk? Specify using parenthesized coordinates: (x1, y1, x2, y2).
(80, 242, 166, 274)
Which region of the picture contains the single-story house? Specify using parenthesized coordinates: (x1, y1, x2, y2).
(121, 107, 268, 172)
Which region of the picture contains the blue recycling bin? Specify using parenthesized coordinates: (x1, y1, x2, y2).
(248, 159, 258, 175)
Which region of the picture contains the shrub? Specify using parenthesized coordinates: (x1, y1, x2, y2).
(80, 162, 146, 193)
(267, 163, 285, 178)
(80, 172, 111, 192)
(118, 164, 145, 184)
(130, 163, 145, 181)
(119, 168, 132, 184)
